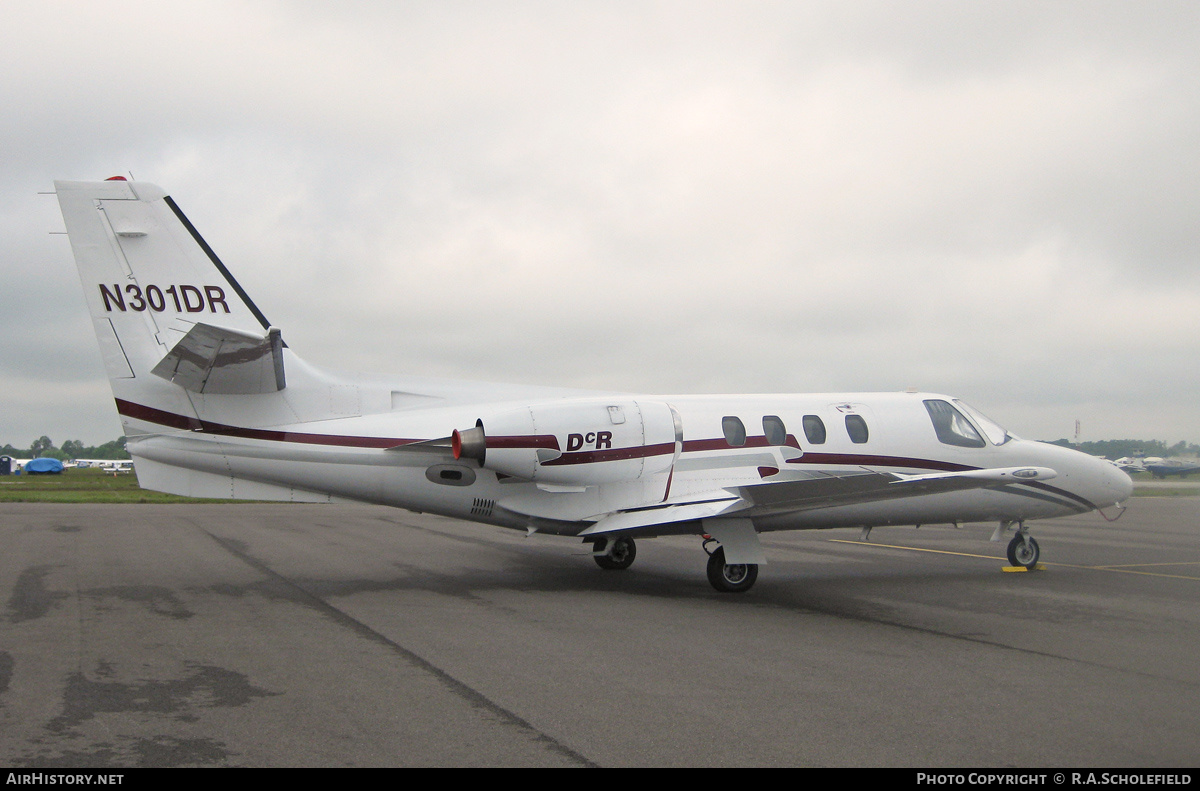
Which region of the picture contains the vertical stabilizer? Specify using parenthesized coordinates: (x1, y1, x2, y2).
(55, 178, 283, 432)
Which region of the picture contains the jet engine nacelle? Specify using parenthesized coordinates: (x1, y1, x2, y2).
(453, 400, 681, 485)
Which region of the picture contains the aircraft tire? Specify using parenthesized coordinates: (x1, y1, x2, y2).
(594, 536, 636, 570)
(706, 547, 758, 593)
(1006, 535, 1040, 569)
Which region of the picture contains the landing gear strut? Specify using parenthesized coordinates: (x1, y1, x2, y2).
(592, 536, 636, 570)
(705, 546, 758, 593)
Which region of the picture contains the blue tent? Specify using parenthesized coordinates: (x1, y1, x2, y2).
(24, 458, 64, 475)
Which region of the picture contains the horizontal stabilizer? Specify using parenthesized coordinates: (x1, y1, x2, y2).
(151, 323, 285, 394)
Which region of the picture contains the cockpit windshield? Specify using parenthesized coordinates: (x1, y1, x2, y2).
(953, 399, 1015, 445)
(924, 400, 985, 448)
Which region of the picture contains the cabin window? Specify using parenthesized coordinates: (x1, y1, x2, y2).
(924, 399, 986, 448)
(845, 414, 869, 444)
(763, 415, 787, 446)
(802, 415, 826, 444)
(722, 416, 747, 447)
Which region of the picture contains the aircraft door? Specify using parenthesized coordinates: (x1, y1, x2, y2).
(633, 400, 682, 477)
(670, 404, 684, 463)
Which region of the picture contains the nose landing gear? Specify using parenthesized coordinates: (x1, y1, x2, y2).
(1006, 530, 1040, 569)
(993, 520, 1041, 569)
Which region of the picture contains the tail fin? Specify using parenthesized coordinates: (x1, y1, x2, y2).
(55, 178, 287, 428)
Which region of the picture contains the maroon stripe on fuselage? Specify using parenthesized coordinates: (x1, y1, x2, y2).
(1018, 479, 1099, 511)
(117, 399, 201, 431)
(116, 398, 418, 449)
(542, 442, 677, 466)
(487, 435, 561, 451)
(118, 397, 977, 471)
(114, 398, 1099, 511)
(788, 452, 973, 473)
(681, 431, 974, 474)
(682, 434, 801, 453)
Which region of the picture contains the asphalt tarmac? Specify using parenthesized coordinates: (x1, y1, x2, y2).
(1, 498, 1197, 768)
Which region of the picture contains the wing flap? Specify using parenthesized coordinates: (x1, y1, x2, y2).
(579, 496, 747, 536)
(151, 323, 285, 394)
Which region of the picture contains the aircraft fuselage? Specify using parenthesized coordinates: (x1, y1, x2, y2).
(123, 383, 1132, 536)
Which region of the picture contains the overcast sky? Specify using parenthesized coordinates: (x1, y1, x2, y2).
(2, 1, 1198, 448)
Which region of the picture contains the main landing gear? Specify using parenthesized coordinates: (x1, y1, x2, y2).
(703, 538, 758, 593)
(591, 535, 636, 570)
(587, 534, 761, 593)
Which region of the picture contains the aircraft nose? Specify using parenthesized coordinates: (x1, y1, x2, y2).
(1102, 459, 1135, 504)
(1045, 443, 1133, 510)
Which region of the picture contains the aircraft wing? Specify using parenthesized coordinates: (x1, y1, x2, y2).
(580, 466, 1056, 537)
(732, 466, 1057, 515)
(151, 322, 285, 394)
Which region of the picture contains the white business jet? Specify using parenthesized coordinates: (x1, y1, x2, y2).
(54, 178, 1133, 592)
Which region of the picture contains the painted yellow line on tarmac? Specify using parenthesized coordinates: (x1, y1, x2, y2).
(829, 539, 1200, 580)
(1067, 565, 1200, 581)
(829, 539, 1002, 562)
(1091, 561, 1200, 569)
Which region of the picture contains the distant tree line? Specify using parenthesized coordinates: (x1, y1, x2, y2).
(1045, 438, 1200, 458)
(0, 436, 130, 461)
